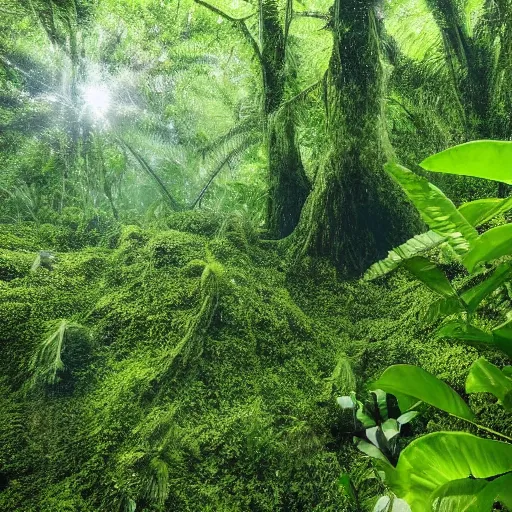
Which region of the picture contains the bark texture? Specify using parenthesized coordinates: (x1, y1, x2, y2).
(291, 0, 420, 276)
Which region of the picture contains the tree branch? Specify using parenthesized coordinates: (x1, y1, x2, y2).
(294, 11, 329, 20)
(118, 137, 183, 211)
(194, 0, 254, 22)
(194, 0, 263, 67)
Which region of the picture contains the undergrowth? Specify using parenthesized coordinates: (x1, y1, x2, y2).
(0, 213, 510, 511)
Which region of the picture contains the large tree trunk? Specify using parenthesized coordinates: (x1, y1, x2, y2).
(426, 0, 512, 197)
(290, 0, 419, 276)
(261, 0, 310, 238)
(267, 111, 310, 237)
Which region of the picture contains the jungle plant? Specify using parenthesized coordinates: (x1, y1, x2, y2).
(360, 140, 512, 510)
(337, 390, 417, 511)
(28, 319, 89, 390)
(365, 141, 512, 358)
(337, 390, 419, 467)
(162, 252, 225, 375)
(367, 360, 512, 511)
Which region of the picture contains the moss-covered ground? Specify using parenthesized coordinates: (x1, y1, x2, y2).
(0, 214, 510, 511)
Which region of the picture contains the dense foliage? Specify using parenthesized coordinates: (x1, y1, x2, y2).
(1, 0, 511, 510)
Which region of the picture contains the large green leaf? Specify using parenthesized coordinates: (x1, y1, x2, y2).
(492, 318, 512, 358)
(384, 432, 512, 511)
(364, 231, 446, 280)
(384, 163, 477, 253)
(436, 321, 494, 345)
(465, 358, 512, 410)
(403, 257, 458, 299)
(371, 365, 474, 421)
(422, 297, 466, 324)
(461, 263, 512, 313)
(420, 140, 512, 184)
(356, 438, 392, 465)
(430, 473, 512, 511)
(458, 197, 512, 227)
(463, 224, 512, 272)
(436, 320, 512, 359)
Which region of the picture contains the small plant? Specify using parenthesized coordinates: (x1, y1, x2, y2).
(337, 391, 418, 511)
(337, 390, 418, 466)
(29, 319, 89, 390)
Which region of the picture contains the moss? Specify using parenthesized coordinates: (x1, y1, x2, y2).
(0, 219, 511, 511)
(0, 249, 33, 281)
(145, 230, 206, 268)
(165, 210, 224, 237)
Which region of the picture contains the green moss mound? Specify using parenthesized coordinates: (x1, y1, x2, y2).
(0, 219, 510, 511)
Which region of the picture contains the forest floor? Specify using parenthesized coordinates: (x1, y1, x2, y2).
(0, 212, 510, 511)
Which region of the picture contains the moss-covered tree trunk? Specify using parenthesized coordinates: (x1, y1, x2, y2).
(195, 0, 310, 238)
(426, 0, 512, 196)
(261, 0, 310, 238)
(290, 0, 419, 276)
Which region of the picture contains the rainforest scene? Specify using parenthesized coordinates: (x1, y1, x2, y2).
(1, 0, 512, 510)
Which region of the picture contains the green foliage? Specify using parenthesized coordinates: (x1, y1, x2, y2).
(384, 162, 477, 253)
(364, 232, 445, 281)
(28, 319, 90, 389)
(466, 357, 512, 410)
(367, 143, 512, 362)
(381, 432, 512, 512)
(420, 141, 512, 185)
(372, 365, 474, 421)
(368, 360, 512, 510)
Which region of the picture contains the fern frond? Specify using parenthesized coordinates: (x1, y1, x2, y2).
(29, 319, 84, 387)
(364, 231, 446, 280)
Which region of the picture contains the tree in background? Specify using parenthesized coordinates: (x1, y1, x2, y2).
(195, 0, 312, 238)
(290, 0, 419, 276)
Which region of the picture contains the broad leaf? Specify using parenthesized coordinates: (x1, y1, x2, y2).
(337, 396, 356, 409)
(422, 297, 466, 324)
(461, 263, 512, 313)
(373, 496, 412, 512)
(420, 140, 512, 184)
(371, 365, 474, 421)
(431, 473, 512, 511)
(492, 318, 512, 358)
(385, 432, 512, 511)
(384, 163, 477, 253)
(465, 358, 512, 410)
(364, 231, 446, 280)
(463, 224, 512, 272)
(372, 389, 389, 421)
(396, 411, 419, 426)
(436, 320, 512, 359)
(458, 197, 512, 227)
(382, 419, 400, 440)
(403, 257, 458, 298)
(436, 321, 494, 345)
(355, 438, 391, 465)
(338, 472, 357, 502)
(431, 478, 488, 512)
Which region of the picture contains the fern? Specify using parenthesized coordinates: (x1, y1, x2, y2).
(29, 319, 85, 388)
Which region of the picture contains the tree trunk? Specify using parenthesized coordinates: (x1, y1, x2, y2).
(267, 111, 310, 237)
(290, 0, 419, 276)
(261, 0, 310, 238)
